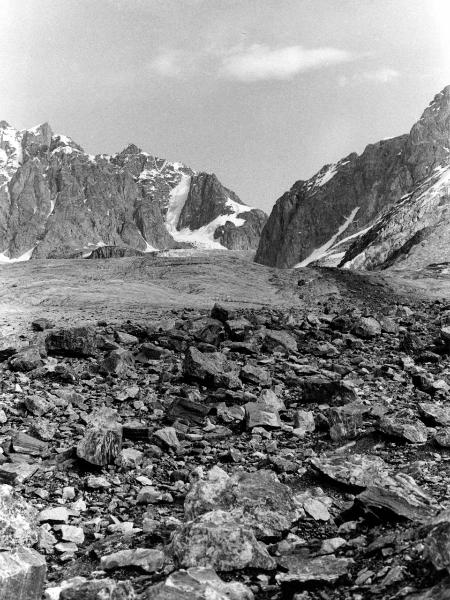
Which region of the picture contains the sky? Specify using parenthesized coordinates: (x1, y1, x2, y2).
(1, 0, 449, 213)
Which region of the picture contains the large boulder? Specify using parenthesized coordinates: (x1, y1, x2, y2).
(170, 509, 276, 571)
(0, 547, 46, 600)
(184, 467, 300, 538)
(45, 326, 97, 357)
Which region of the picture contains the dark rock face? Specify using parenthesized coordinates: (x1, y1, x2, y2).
(255, 85, 450, 269)
(0, 125, 266, 258)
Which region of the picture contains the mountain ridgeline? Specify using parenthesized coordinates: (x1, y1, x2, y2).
(0, 123, 267, 260)
(255, 85, 450, 271)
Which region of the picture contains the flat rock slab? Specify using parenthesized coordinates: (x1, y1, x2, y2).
(101, 548, 164, 573)
(357, 473, 440, 522)
(310, 453, 390, 488)
(145, 567, 254, 600)
(0, 547, 46, 600)
(170, 509, 276, 572)
(276, 554, 353, 584)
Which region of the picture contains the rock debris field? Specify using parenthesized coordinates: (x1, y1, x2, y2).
(1, 289, 450, 599)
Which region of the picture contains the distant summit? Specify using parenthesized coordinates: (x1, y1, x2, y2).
(0, 122, 266, 261)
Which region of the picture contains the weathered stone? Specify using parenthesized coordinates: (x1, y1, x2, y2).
(9, 347, 44, 372)
(100, 348, 135, 377)
(379, 411, 428, 443)
(101, 548, 164, 573)
(263, 330, 297, 354)
(58, 578, 136, 600)
(184, 467, 300, 538)
(239, 364, 271, 387)
(0, 484, 39, 549)
(244, 402, 281, 430)
(352, 317, 381, 338)
(310, 453, 390, 488)
(77, 406, 122, 466)
(357, 473, 439, 522)
(170, 509, 276, 571)
(145, 568, 254, 600)
(0, 547, 46, 600)
(12, 431, 48, 455)
(276, 555, 353, 584)
(45, 326, 97, 357)
(183, 347, 241, 389)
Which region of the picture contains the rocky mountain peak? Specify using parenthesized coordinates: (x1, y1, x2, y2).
(256, 85, 450, 269)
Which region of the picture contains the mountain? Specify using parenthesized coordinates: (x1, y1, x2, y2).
(0, 122, 267, 261)
(255, 85, 450, 270)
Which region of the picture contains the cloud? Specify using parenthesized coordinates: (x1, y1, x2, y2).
(149, 51, 185, 78)
(220, 44, 353, 82)
(149, 43, 353, 82)
(339, 67, 400, 86)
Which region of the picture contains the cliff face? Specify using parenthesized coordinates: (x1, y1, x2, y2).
(255, 85, 450, 269)
(0, 124, 266, 260)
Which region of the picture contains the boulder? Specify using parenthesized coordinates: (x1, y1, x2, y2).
(145, 568, 254, 600)
(100, 348, 135, 377)
(100, 548, 164, 573)
(45, 326, 97, 357)
(0, 547, 46, 600)
(183, 347, 241, 389)
(356, 473, 439, 522)
(0, 485, 39, 549)
(77, 406, 122, 466)
(170, 509, 276, 571)
(184, 467, 300, 538)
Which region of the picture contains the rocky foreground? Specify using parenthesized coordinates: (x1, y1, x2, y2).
(1, 293, 450, 599)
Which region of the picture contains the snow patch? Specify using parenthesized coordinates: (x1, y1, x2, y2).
(0, 246, 35, 263)
(165, 175, 191, 236)
(295, 207, 360, 268)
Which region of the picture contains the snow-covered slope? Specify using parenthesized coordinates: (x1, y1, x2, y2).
(0, 122, 266, 260)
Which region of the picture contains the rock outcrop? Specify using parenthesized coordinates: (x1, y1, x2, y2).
(255, 85, 450, 269)
(0, 124, 266, 259)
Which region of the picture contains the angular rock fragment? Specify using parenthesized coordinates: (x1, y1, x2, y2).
(276, 554, 353, 584)
(145, 568, 254, 600)
(183, 347, 241, 389)
(263, 329, 297, 354)
(9, 347, 44, 372)
(76, 406, 122, 466)
(352, 316, 381, 338)
(356, 473, 439, 522)
(58, 578, 136, 600)
(379, 411, 428, 443)
(100, 348, 135, 377)
(0, 484, 39, 549)
(184, 467, 300, 538)
(170, 509, 276, 571)
(244, 401, 281, 430)
(0, 547, 46, 600)
(45, 326, 97, 357)
(100, 548, 164, 572)
(310, 453, 390, 488)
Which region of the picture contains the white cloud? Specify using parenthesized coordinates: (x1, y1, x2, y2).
(220, 44, 353, 81)
(149, 43, 353, 82)
(149, 51, 185, 78)
(339, 67, 400, 86)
